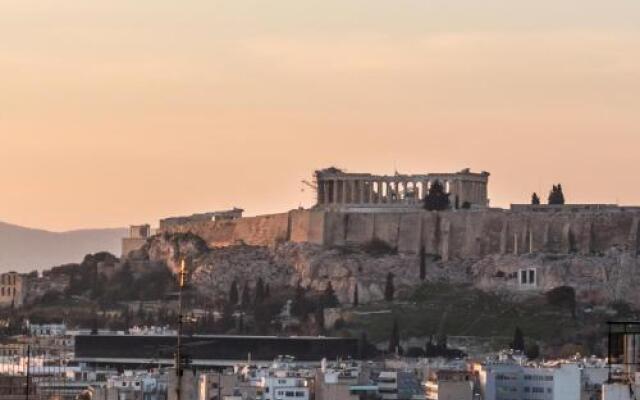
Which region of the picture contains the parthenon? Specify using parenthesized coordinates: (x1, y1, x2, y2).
(314, 167, 490, 210)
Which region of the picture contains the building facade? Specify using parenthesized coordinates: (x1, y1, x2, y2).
(0, 272, 28, 307)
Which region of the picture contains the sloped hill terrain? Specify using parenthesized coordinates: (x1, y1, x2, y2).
(0, 221, 126, 272)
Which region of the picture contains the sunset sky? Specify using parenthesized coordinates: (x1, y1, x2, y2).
(1, 0, 639, 231)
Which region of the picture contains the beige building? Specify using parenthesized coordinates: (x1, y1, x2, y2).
(423, 370, 473, 400)
(121, 224, 151, 258)
(0, 272, 28, 307)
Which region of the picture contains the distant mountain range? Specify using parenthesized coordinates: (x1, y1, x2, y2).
(0, 221, 127, 272)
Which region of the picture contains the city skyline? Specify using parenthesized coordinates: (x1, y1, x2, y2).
(1, 0, 639, 230)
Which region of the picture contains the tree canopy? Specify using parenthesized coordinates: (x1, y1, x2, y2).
(548, 184, 565, 205)
(424, 180, 451, 211)
(531, 192, 541, 205)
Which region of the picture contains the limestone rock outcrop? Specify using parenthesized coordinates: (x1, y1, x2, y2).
(134, 232, 640, 308)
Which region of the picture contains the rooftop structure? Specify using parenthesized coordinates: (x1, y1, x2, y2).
(314, 168, 490, 211)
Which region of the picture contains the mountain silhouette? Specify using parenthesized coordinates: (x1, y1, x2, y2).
(0, 221, 126, 272)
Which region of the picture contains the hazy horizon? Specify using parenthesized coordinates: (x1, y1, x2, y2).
(1, 0, 639, 231)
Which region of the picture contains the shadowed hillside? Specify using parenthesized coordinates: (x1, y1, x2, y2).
(0, 221, 126, 272)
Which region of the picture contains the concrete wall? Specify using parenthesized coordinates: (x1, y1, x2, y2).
(160, 208, 640, 259)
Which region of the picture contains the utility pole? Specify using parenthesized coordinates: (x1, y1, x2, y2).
(25, 345, 30, 400)
(175, 259, 187, 400)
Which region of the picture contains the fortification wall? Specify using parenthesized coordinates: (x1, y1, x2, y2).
(160, 213, 290, 247)
(160, 208, 640, 259)
(289, 209, 325, 245)
(321, 209, 640, 259)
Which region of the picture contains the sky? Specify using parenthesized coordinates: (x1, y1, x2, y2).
(0, 0, 639, 231)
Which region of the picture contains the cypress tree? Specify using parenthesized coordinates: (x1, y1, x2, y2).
(241, 282, 251, 308)
(548, 184, 566, 205)
(322, 281, 339, 308)
(531, 192, 540, 205)
(255, 277, 265, 305)
(229, 280, 239, 306)
(512, 326, 525, 351)
(388, 318, 401, 354)
(419, 247, 426, 281)
(384, 272, 395, 302)
(353, 283, 359, 307)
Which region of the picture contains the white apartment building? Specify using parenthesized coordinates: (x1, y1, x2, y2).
(477, 362, 580, 400)
(260, 375, 309, 400)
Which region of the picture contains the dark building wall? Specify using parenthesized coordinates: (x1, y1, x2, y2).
(75, 335, 360, 362)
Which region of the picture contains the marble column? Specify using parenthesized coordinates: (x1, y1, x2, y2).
(323, 181, 330, 204)
(332, 179, 339, 203)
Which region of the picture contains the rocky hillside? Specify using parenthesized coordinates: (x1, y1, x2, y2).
(135, 232, 640, 309)
(0, 221, 126, 272)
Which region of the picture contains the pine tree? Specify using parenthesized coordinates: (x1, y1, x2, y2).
(531, 192, 540, 205)
(384, 272, 395, 302)
(512, 326, 525, 351)
(229, 280, 239, 306)
(353, 283, 359, 307)
(424, 180, 451, 211)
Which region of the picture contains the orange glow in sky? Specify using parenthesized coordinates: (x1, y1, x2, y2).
(1, 0, 639, 230)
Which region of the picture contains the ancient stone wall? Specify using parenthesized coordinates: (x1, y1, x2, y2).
(160, 208, 640, 258)
(160, 213, 290, 247)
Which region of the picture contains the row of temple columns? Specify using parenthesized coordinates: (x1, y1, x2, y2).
(317, 179, 457, 205)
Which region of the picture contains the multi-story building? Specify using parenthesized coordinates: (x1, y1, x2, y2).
(377, 371, 425, 400)
(90, 371, 168, 400)
(0, 272, 28, 307)
(261, 374, 310, 400)
(423, 370, 473, 400)
(315, 361, 378, 400)
(477, 362, 580, 400)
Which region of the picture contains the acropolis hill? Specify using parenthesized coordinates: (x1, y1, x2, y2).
(154, 168, 640, 261)
(122, 167, 640, 308)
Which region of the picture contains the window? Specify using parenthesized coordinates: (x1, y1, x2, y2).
(519, 269, 537, 287)
(528, 270, 535, 284)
